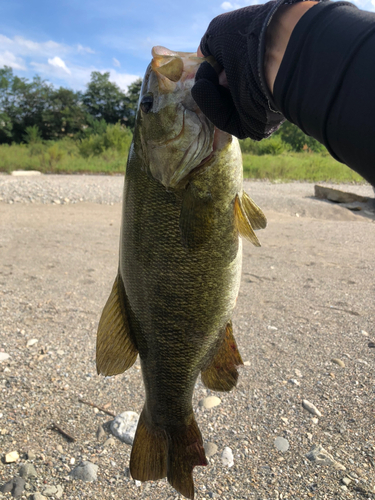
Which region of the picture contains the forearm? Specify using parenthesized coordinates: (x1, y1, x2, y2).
(264, 1, 319, 94)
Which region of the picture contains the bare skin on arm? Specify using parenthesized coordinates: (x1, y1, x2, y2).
(197, 1, 318, 95)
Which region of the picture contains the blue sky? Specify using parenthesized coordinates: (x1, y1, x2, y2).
(1, 0, 374, 92)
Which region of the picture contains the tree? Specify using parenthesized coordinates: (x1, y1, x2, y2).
(82, 72, 128, 125)
(275, 121, 325, 153)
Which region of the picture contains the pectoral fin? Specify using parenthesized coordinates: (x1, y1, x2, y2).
(201, 321, 243, 392)
(96, 275, 138, 376)
(179, 183, 214, 249)
(234, 194, 263, 247)
(242, 192, 267, 230)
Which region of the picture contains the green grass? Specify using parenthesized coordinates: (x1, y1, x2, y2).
(0, 142, 365, 183)
(242, 152, 365, 183)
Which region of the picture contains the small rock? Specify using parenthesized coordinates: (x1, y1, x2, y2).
(111, 412, 139, 445)
(26, 451, 36, 461)
(56, 350, 65, 356)
(70, 458, 75, 465)
(26, 339, 38, 347)
(221, 447, 234, 468)
(0, 353, 10, 362)
(56, 486, 64, 500)
(32, 493, 47, 500)
(268, 325, 278, 331)
(331, 358, 345, 367)
(361, 330, 369, 336)
(288, 378, 300, 386)
(342, 477, 352, 486)
(5, 451, 19, 463)
(280, 417, 288, 424)
(56, 445, 63, 454)
(0, 477, 25, 498)
(135, 480, 142, 487)
(294, 369, 303, 378)
(69, 461, 98, 482)
(302, 400, 322, 417)
(243, 361, 251, 366)
(368, 341, 375, 348)
(204, 443, 218, 457)
(274, 437, 289, 453)
(306, 445, 346, 470)
(199, 396, 221, 409)
(96, 425, 106, 441)
(19, 463, 37, 479)
(43, 485, 57, 497)
(311, 417, 319, 424)
(103, 437, 116, 447)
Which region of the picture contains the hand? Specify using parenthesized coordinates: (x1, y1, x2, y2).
(191, 0, 286, 140)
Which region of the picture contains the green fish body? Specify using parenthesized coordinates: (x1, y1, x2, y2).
(96, 46, 266, 499)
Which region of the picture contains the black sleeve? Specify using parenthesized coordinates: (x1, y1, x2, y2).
(273, 1, 375, 186)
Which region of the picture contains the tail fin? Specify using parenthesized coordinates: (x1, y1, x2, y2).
(167, 417, 208, 499)
(130, 409, 207, 499)
(130, 409, 168, 481)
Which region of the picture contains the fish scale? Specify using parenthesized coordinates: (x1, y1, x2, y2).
(96, 46, 267, 499)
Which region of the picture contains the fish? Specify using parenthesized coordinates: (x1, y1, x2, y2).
(96, 46, 267, 499)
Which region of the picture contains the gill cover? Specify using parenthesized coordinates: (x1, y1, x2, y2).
(135, 46, 214, 189)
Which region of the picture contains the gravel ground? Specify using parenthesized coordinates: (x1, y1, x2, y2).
(0, 174, 374, 500)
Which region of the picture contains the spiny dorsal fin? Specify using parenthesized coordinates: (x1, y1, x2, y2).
(234, 194, 261, 247)
(242, 191, 267, 230)
(201, 321, 243, 392)
(96, 275, 138, 376)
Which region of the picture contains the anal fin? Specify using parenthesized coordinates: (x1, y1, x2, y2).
(96, 274, 138, 376)
(201, 321, 243, 392)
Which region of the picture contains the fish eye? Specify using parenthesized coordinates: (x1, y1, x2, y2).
(140, 94, 153, 114)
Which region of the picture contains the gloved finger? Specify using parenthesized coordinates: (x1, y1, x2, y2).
(191, 77, 247, 138)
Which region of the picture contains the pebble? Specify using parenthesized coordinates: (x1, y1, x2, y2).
(96, 424, 106, 441)
(306, 445, 346, 470)
(361, 330, 369, 336)
(43, 485, 57, 497)
(69, 461, 98, 482)
(103, 437, 116, 447)
(274, 437, 290, 453)
(311, 417, 319, 425)
(288, 378, 300, 386)
(204, 442, 218, 457)
(26, 339, 38, 347)
(243, 361, 251, 366)
(268, 325, 278, 331)
(342, 477, 352, 486)
(19, 463, 37, 479)
(302, 400, 322, 417)
(26, 451, 36, 460)
(110, 411, 139, 445)
(199, 396, 221, 409)
(33, 494, 47, 500)
(294, 369, 303, 378)
(331, 358, 345, 367)
(5, 451, 19, 463)
(221, 447, 234, 468)
(56, 445, 63, 454)
(0, 477, 25, 498)
(0, 353, 10, 362)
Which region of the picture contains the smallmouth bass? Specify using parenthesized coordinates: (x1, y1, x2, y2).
(96, 46, 266, 499)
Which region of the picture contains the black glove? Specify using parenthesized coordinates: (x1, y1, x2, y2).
(191, 0, 289, 140)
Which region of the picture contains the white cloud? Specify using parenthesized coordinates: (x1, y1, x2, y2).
(109, 69, 139, 90)
(113, 57, 121, 67)
(48, 56, 71, 75)
(0, 50, 26, 70)
(77, 44, 95, 54)
(221, 2, 235, 10)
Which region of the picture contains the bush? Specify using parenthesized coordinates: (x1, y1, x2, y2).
(23, 125, 42, 144)
(239, 135, 290, 155)
(78, 123, 132, 158)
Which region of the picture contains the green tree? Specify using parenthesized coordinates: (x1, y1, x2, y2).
(275, 121, 325, 153)
(83, 72, 128, 125)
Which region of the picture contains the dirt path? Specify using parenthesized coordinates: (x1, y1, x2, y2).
(0, 179, 374, 500)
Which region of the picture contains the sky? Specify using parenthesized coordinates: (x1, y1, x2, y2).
(1, 0, 375, 93)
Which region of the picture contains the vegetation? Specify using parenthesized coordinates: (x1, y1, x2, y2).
(0, 66, 366, 182)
